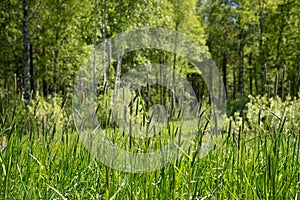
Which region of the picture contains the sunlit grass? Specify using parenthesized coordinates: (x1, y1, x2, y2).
(0, 96, 299, 199)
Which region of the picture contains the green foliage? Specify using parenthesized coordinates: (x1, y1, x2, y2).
(27, 96, 67, 130)
(226, 96, 249, 116)
(227, 94, 300, 135)
(201, 0, 300, 98)
(0, 0, 300, 199)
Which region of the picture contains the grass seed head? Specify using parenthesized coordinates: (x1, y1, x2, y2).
(1, 135, 7, 152)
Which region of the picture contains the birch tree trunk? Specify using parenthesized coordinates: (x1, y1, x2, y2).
(94, 0, 98, 101)
(114, 0, 122, 98)
(101, 0, 107, 86)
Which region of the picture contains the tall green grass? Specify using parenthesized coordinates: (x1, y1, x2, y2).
(0, 95, 299, 199)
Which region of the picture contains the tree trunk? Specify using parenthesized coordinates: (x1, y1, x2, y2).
(249, 68, 253, 95)
(222, 53, 227, 97)
(101, 0, 107, 86)
(259, 0, 265, 95)
(238, 29, 244, 97)
(94, 0, 98, 101)
(249, 53, 253, 95)
(42, 47, 48, 97)
(276, 2, 291, 71)
(172, 33, 177, 117)
(274, 71, 278, 97)
(233, 67, 236, 99)
(53, 45, 58, 97)
(29, 42, 34, 97)
(282, 65, 286, 98)
(114, 0, 122, 98)
(23, 0, 30, 102)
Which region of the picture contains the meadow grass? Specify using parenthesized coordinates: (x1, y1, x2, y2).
(0, 96, 299, 199)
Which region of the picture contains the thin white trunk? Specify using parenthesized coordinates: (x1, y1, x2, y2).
(93, 0, 98, 101)
(101, 0, 107, 86)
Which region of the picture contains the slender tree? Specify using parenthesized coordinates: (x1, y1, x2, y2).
(259, 0, 265, 95)
(94, 0, 98, 101)
(113, 0, 122, 98)
(101, 0, 107, 86)
(238, 29, 245, 96)
(29, 42, 34, 96)
(23, 0, 30, 102)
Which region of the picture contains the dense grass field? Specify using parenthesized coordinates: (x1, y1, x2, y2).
(0, 95, 299, 199)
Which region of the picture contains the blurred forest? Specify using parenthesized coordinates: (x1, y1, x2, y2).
(0, 0, 299, 109)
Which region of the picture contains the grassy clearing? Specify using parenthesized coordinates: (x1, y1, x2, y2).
(0, 95, 299, 199)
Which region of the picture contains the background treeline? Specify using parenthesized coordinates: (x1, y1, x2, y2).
(0, 0, 299, 106)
